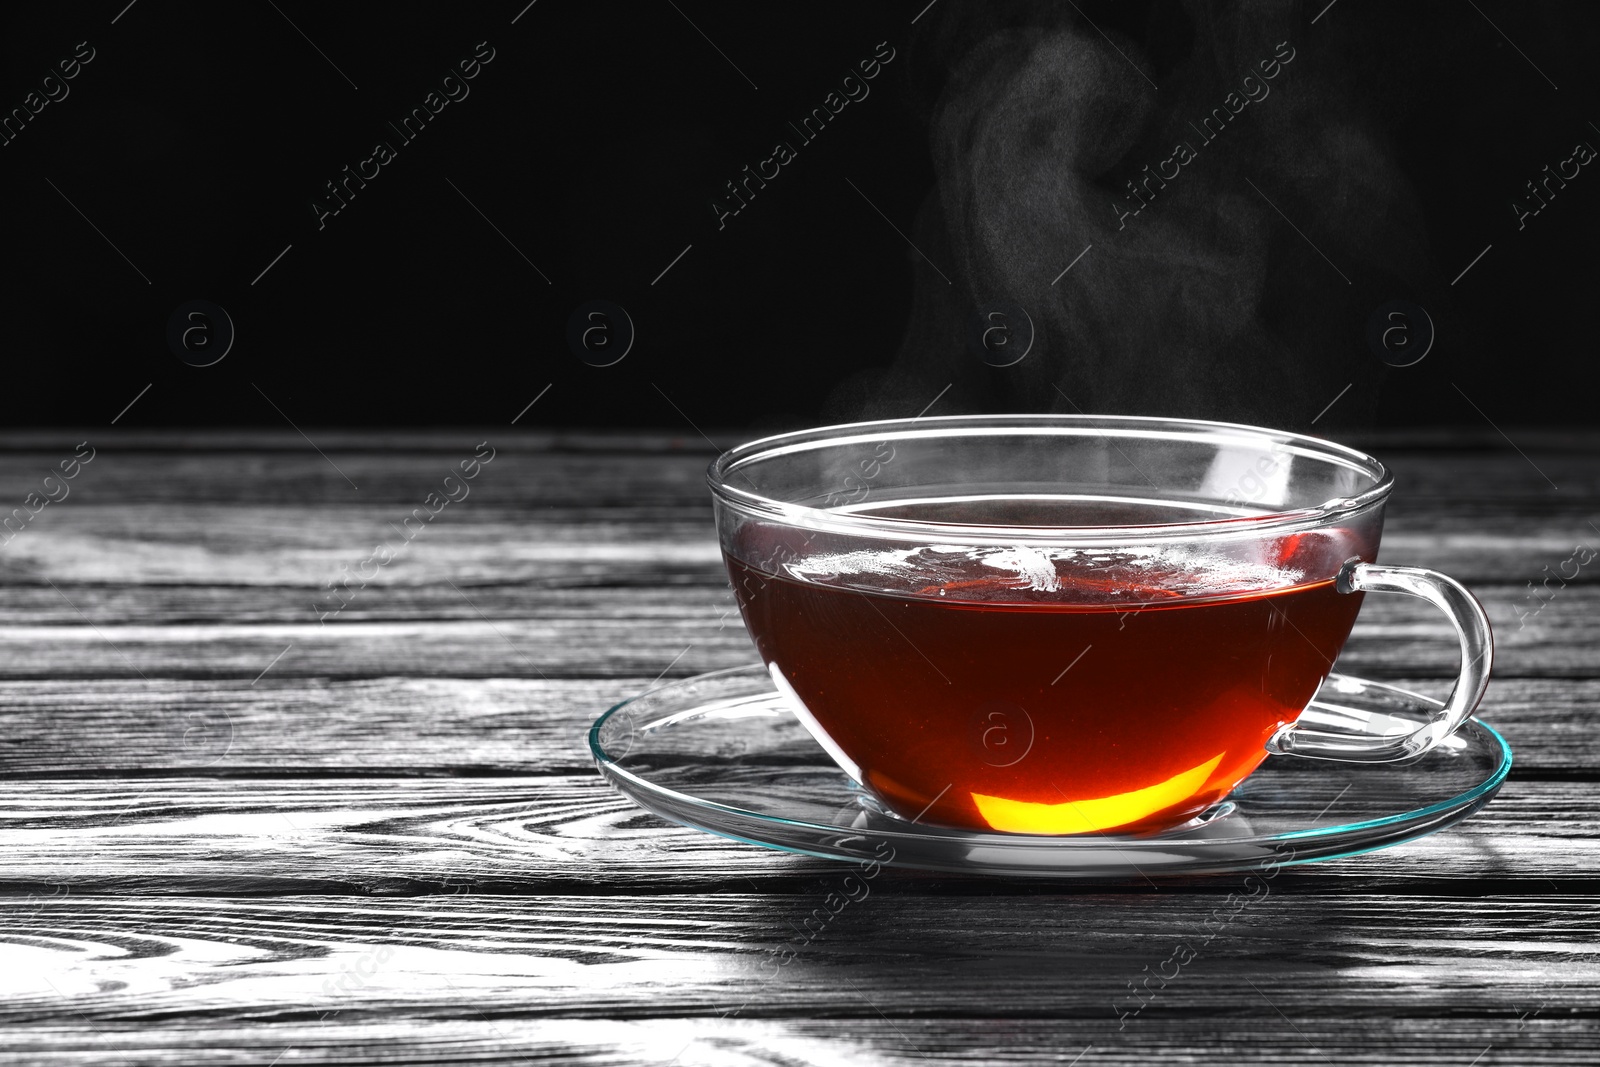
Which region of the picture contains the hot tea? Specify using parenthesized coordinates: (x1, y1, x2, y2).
(708, 415, 1492, 839)
(727, 497, 1375, 834)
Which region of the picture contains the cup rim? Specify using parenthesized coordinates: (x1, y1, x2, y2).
(706, 413, 1393, 544)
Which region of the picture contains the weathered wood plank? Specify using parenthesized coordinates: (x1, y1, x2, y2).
(0, 507, 722, 600)
(0, 583, 1588, 679)
(0, 505, 1596, 603)
(0, 445, 1591, 506)
(0, 677, 643, 775)
(0, 675, 1585, 776)
(0, 1018, 1592, 1067)
(0, 607, 749, 679)
(0, 894, 1592, 1065)
(0, 776, 1587, 894)
(0, 430, 723, 451)
(0, 450, 717, 507)
(3, 425, 1597, 450)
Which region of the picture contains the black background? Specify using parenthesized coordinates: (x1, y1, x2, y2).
(1, 1, 1595, 434)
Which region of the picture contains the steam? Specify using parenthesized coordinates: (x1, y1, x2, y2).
(825, 1, 1440, 428)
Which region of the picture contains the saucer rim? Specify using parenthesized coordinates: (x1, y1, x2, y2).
(589, 664, 1513, 851)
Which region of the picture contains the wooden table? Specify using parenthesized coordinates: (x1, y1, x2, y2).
(3, 428, 1594, 1065)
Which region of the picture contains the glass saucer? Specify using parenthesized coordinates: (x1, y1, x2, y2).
(589, 665, 1511, 879)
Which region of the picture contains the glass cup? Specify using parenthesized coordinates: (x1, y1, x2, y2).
(707, 414, 1492, 835)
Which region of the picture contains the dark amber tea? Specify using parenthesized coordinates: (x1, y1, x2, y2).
(727, 499, 1375, 834)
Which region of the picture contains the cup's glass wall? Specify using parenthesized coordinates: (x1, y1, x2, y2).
(707, 416, 1390, 836)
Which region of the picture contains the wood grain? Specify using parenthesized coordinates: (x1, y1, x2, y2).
(0, 439, 1590, 506)
(0, 675, 1587, 776)
(0, 895, 1593, 1064)
(0, 776, 1589, 894)
(0, 1019, 1593, 1067)
(0, 502, 1593, 591)
(0, 432, 1591, 1064)
(0, 583, 1587, 680)
(3, 893, 1595, 1013)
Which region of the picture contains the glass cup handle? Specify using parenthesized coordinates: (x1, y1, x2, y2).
(1266, 558, 1493, 763)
